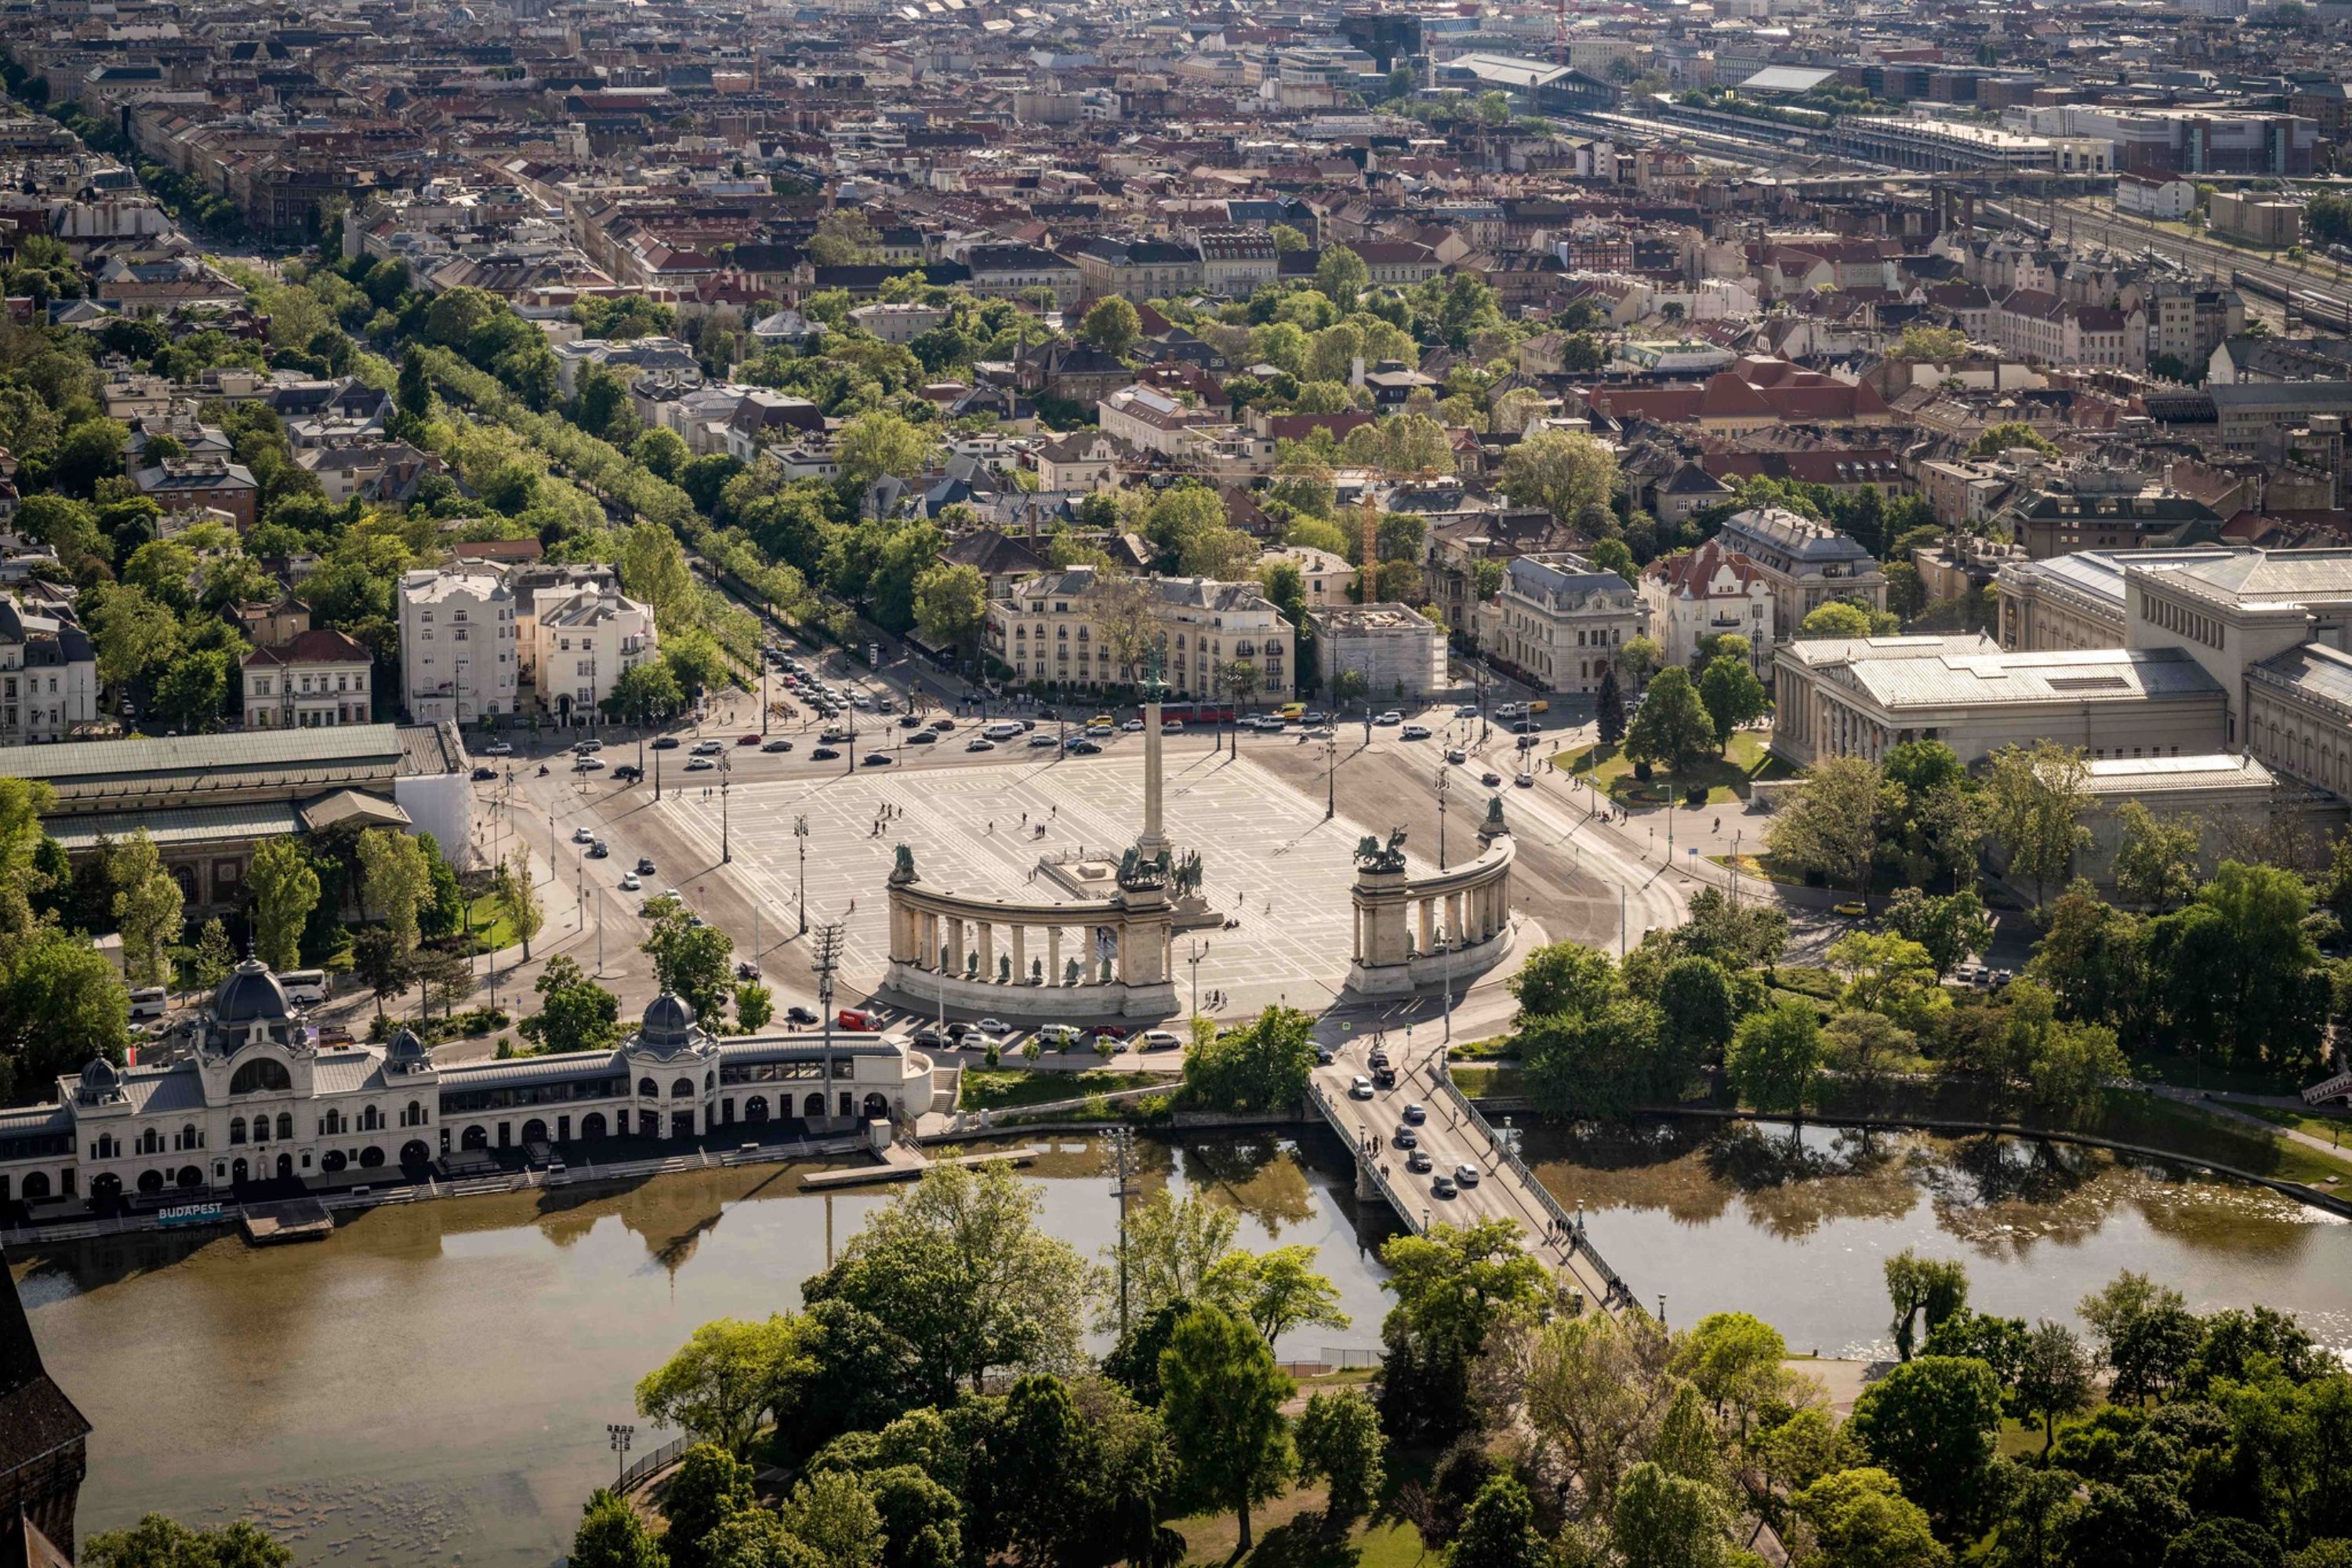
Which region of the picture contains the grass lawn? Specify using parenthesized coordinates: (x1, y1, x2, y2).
(462, 892, 521, 953)
(2243, 1103, 2352, 1152)
(1558, 731, 1778, 807)
(1444, 1036, 1512, 1061)
(1171, 1484, 1429, 1568)
(1450, 1064, 1525, 1098)
(956, 1068, 1169, 1112)
(1708, 851, 1809, 885)
(2105, 1091, 2352, 1189)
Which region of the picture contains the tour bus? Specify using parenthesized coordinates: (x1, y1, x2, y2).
(1277, 702, 1307, 722)
(129, 986, 168, 1022)
(983, 721, 1025, 741)
(281, 970, 332, 1006)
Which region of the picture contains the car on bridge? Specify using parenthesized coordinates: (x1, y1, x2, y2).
(1392, 1126, 1418, 1149)
(1406, 1149, 1433, 1174)
(1432, 1174, 1457, 1200)
(1349, 1075, 1374, 1099)
(1454, 1163, 1481, 1188)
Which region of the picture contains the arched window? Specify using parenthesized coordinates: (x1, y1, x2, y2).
(403, 1100, 425, 1127)
(230, 1058, 292, 1095)
(638, 1077, 659, 1099)
(360, 1105, 383, 1131)
(229, 1117, 247, 1145)
(179, 1123, 200, 1150)
(321, 1109, 343, 1136)
(704, 1073, 715, 1092)
(669, 1076, 693, 1099)
(276, 1112, 294, 1142)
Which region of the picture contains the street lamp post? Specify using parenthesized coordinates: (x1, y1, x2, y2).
(1187, 938, 1209, 1018)
(1324, 733, 1337, 818)
(608, 1424, 634, 1488)
(1436, 761, 1450, 872)
(795, 814, 810, 936)
(720, 753, 731, 864)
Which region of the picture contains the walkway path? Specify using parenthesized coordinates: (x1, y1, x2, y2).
(2147, 1084, 2352, 1168)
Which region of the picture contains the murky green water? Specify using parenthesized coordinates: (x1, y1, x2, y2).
(1526, 1118, 2352, 1359)
(13, 1136, 1391, 1568)
(17, 1123, 2350, 1568)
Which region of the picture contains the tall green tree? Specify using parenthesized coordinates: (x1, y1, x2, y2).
(1596, 666, 1626, 744)
(1697, 654, 1768, 747)
(111, 830, 183, 989)
(1884, 1249, 1970, 1363)
(1766, 755, 1889, 901)
(1983, 741, 2092, 911)
(1624, 666, 1717, 775)
(635, 1316, 812, 1454)
(571, 1490, 668, 1568)
(1447, 1475, 1551, 1568)
(1079, 297, 1142, 358)
(1725, 999, 1825, 1121)
(2111, 800, 2202, 912)
(662, 1444, 756, 1568)
(1497, 430, 1618, 527)
(1160, 1304, 1294, 1552)
(494, 848, 546, 961)
(803, 1163, 1091, 1403)
(1794, 1470, 1947, 1568)
(1103, 1189, 1239, 1327)
(356, 827, 432, 961)
(642, 899, 736, 1022)
(2013, 1319, 2096, 1454)
(82, 1515, 295, 1568)
(1847, 1356, 2004, 1537)
(1293, 1389, 1385, 1525)
(1180, 1004, 1316, 1111)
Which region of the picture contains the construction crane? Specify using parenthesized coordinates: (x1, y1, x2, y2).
(1359, 486, 1380, 603)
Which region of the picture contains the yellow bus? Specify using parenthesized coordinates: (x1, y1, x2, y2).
(1278, 702, 1307, 721)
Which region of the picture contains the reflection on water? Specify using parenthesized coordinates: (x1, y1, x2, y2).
(14, 1135, 1394, 1568)
(1527, 1117, 2352, 1360)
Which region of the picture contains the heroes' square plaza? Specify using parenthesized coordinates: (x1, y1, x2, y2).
(655, 736, 1453, 1017)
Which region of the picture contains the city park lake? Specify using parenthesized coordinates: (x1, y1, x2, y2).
(15, 1122, 2352, 1568)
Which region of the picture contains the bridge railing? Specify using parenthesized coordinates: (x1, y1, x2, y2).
(1434, 1073, 1633, 1308)
(1308, 1078, 1426, 1235)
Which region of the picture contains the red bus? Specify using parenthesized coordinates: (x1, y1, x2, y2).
(1161, 702, 1237, 724)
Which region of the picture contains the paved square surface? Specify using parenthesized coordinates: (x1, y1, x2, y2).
(652, 743, 1443, 1015)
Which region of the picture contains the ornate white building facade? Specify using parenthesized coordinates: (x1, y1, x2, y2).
(0, 963, 935, 1217)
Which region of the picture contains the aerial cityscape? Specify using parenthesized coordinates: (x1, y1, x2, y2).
(2, 0, 2352, 1563)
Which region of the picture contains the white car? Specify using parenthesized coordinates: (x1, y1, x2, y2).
(1140, 1029, 1183, 1051)
(690, 739, 724, 756)
(572, 826, 595, 844)
(1040, 1023, 1083, 1045)
(1121, 718, 1144, 732)
(1349, 1075, 1374, 1099)
(619, 872, 642, 891)
(976, 1017, 1011, 1034)
(484, 742, 514, 756)
(1375, 710, 1404, 726)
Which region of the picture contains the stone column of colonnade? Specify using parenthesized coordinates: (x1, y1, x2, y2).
(901, 902, 1129, 989)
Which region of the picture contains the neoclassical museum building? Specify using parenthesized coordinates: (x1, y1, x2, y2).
(0, 960, 936, 1215)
